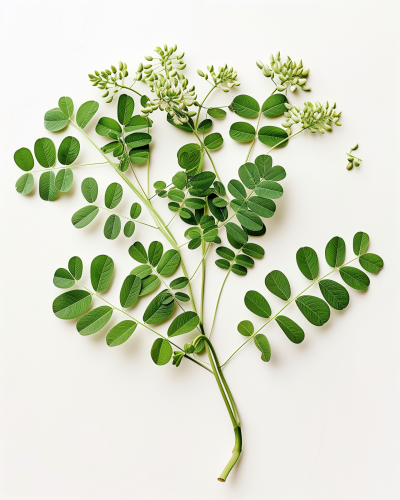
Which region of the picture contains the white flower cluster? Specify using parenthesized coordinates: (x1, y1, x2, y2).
(197, 64, 240, 92)
(282, 101, 342, 135)
(256, 52, 311, 92)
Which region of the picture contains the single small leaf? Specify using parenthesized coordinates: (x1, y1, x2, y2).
(175, 292, 189, 302)
(229, 122, 256, 142)
(81, 177, 98, 203)
(231, 95, 260, 118)
(265, 270, 291, 300)
(170, 277, 189, 290)
(275, 316, 304, 344)
(44, 108, 69, 132)
(104, 214, 121, 240)
(237, 209, 263, 231)
(130, 264, 152, 279)
(216, 247, 235, 261)
(319, 279, 350, 310)
(244, 290, 271, 318)
(261, 94, 288, 117)
(157, 249, 180, 277)
(58, 136, 80, 165)
(168, 311, 199, 337)
(76, 306, 113, 336)
(68, 256, 83, 280)
(151, 339, 173, 365)
(242, 243, 265, 259)
(212, 197, 228, 208)
(190, 171, 216, 190)
(228, 179, 247, 200)
(58, 96, 74, 118)
(247, 196, 276, 218)
(148, 241, 164, 267)
(154, 181, 166, 190)
(325, 236, 346, 268)
(215, 259, 231, 270)
(39, 171, 57, 201)
(237, 320, 254, 336)
(359, 253, 384, 274)
(225, 222, 248, 246)
(117, 94, 134, 125)
(34, 138, 56, 168)
(76, 101, 99, 129)
(296, 295, 330, 326)
(53, 268, 75, 289)
(204, 132, 223, 150)
(105, 182, 123, 209)
(254, 154, 272, 178)
(53, 290, 92, 319)
(296, 247, 319, 280)
(14, 147, 34, 171)
(177, 143, 202, 171)
(15, 173, 34, 195)
(208, 107, 226, 119)
(129, 242, 148, 264)
(185, 198, 206, 209)
(120, 274, 141, 308)
(143, 291, 175, 325)
(130, 203, 142, 219)
(125, 115, 151, 132)
(72, 205, 99, 228)
(264, 166, 286, 181)
(55, 168, 73, 192)
(90, 255, 114, 293)
(129, 144, 150, 164)
(124, 220, 135, 237)
(197, 119, 212, 132)
(239, 162, 260, 189)
(353, 232, 370, 256)
(339, 266, 370, 291)
(139, 274, 160, 296)
(125, 132, 152, 148)
(254, 334, 271, 362)
(255, 181, 283, 199)
(258, 126, 288, 148)
(168, 189, 185, 202)
(242, 222, 266, 237)
(231, 264, 247, 276)
(106, 320, 137, 346)
(96, 117, 122, 138)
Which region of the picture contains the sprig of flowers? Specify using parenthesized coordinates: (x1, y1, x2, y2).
(282, 101, 342, 135)
(88, 62, 129, 102)
(197, 64, 240, 92)
(256, 52, 311, 92)
(346, 144, 362, 170)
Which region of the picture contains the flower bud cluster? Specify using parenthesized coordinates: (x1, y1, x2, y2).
(346, 144, 362, 170)
(197, 64, 240, 92)
(88, 62, 128, 103)
(282, 101, 342, 135)
(256, 52, 311, 92)
(136, 44, 186, 84)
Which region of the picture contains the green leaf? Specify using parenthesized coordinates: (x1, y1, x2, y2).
(185, 198, 206, 209)
(90, 255, 114, 293)
(296, 247, 319, 280)
(117, 94, 134, 125)
(125, 115, 151, 132)
(157, 250, 180, 277)
(76, 101, 99, 129)
(258, 126, 288, 147)
(168, 189, 185, 202)
(243, 222, 266, 237)
(264, 166, 286, 181)
(124, 220, 135, 237)
(125, 132, 152, 148)
(261, 94, 288, 117)
(296, 295, 330, 326)
(170, 277, 189, 290)
(120, 274, 141, 308)
(208, 194, 228, 222)
(68, 256, 83, 280)
(231, 95, 260, 118)
(247, 196, 276, 218)
(190, 172, 216, 190)
(34, 138, 56, 168)
(228, 179, 247, 200)
(231, 264, 247, 276)
(319, 279, 350, 310)
(237, 209, 263, 231)
(265, 270, 291, 300)
(239, 162, 260, 189)
(141, 95, 150, 107)
(139, 275, 160, 296)
(353, 232, 369, 256)
(254, 334, 271, 362)
(225, 222, 248, 247)
(168, 311, 199, 337)
(235, 255, 254, 267)
(339, 266, 370, 291)
(58, 97, 74, 118)
(76, 306, 113, 336)
(130, 203, 142, 219)
(254, 154, 272, 178)
(244, 290, 271, 318)
(55, 168, 73, 192)
(96, 117, 122, 138)
(130, 264, 152, 279)
(105, 182, 123, 209)
(255, 180, 283, 199)
(204, 132, 223, 150)
(14, 147, 34, 171)
(39, 171, 57, 201)
(143, 291, 175, 325)
(129, 242, 148, 264)
(104, 214, 121, 240)
(229, 122, 256, 142)
(167, 114, 194, 133)
(213, 197, 228, 208)
(148, 241, 164, 267)
(215, 259, 231, 270)
(53, 268, 75, 289)
(197, 119, 212, 132)
(325, 236, 346, 268)
(175, 292, 189, 302)
(15, 173, 34, 195)
(359, 253, 384, 274)
(106, 320, 137, 346)
(58, 136, 80, 165)
(237, 320, 254, 336)
(275, 316, 304, 344)
(216, 247, 235, 260)
(242, 243, 265, 259)
(151, 339, 173, 365)
(81, 177, 98, 203)
(44, 108, 69, 132)
(53, 290, 92, 319)
(208, 107, 226, 119)
(71, 205, 99, 228)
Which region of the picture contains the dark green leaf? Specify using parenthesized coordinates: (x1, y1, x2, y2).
(213, 197, 228, 208)
(185, 198, 206, 209)
(106, 320, 137, 346)
(170, 277, 189, 290)
(208, 107, 226, 119)
(231, 95, 260, 118)
(239, 162, 260, 189)
(175, 292, 189, 302)
(15, 173, 34, 195)
(235, 255, 254, 267)
(177, 144, 201, 172)
(76, 101, 99, 129)
(242, 222, 266, 237)
(129, 242, 148, 264)
(125, 115, 151, 132)
(55, 168, 73, 192)
(96, 117, 122, 138)
(275, 316, 304, 344)
(339, 266, 370, 291)
(261, 94, 288, 117)
(130, 264, 152, 279)
(258, 126, 288, 147)
(139, 275, 161, 296)
(141, 95, 150, 107)
(319, 279, 350, 310)
(148, 241, 164, 267)
(151, 338, 173, 365)
(58, 96, 74, 118)
(34, 138, 56, 168)
(244, 290, 271, 318)
(208, 194, 228, 222)
(237, 209, 263, 231)
(117, 94, 134, 125)
(255, 180, 283, 199)
(53, 268, 75, 289)
(14, 147, 34, 171)
(247, 197, 276, 218)
(168, 311, 199, 337)
(296, 247, 319, 280)
(102, 141, 120, 154)
(231, 264, 247, 276)
(44, 108, 69, 132)
(264, 166, 286, 181)
(265, 270, 291, 300)
(77, 306, 113, 336)
(216, 247, 235, 261)
(215, 259, 231, 270)
(81, 177, 98, 203)
(90, 255, 114, 293)
(359, 253, 384, 274)
(296, 295, 330, 326)
(39, 171, 57, 201)
(228, 179, 247, 200)
(190, 171, 216, 190)
(242, 243, 265, 259)
(254, 154, 272, 178)
(130, 203, 142, 219)
(104, 214, 121, 240)
(157, 250, 180, 276)
(237, 320, 254, 336)
(68, 256, 83, 280)
(204, 132, 223, 150)
(53, 290, 92, 319)
(229, 122, 256, 142)
(105, 182, 123, 209)
(325, 236, 346, 267)
(120, 274, 141, 308)
(129, 145, 149, 164)
(125, 132, 152, 148)
(254, 334, 271, 362)
(58, 137, 80, 165)
(197, 119, 212, 132)
(143, 291, 175, 325)
(72, 205, 99, 228)
(124, 220, 135, 237)
(225, 222, 248, 246)
(353, 232, 369, 256)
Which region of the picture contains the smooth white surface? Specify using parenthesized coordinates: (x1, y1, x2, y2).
(1, 0, 399, 498)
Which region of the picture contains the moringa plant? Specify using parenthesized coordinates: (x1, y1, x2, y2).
(13, 45, 383, 482)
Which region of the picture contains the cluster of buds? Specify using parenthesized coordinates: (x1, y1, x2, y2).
(88, 62, 128, 103)
(136, 44, 186, 83)
(197, 64, 240, 92)
(256, 52, 311, 92)
(346, 144, 362, 170)
(281, 101, 342, 135)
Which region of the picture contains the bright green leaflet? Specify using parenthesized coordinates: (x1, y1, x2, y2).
(125, 116, 151, 132)
(76, 101, 99, 129)
(198, 119, 212, 132)
(81, 177, 98, 203)
(170, 277, 189, 290)
(319, 279, 349, 310)
(68, 256, 83, 280)
(325, 236, 346, 267)
(204, 133, 223, 150)
(104, 214, 121, 240)
(53, 268, 75, 289)
(239, 163, 260, 189)
(151, 339, 173, 365)
(55, 168, 73, 192)
(72, 206, 99, 228)
(177, 143, 201, 170)
(247, 197, 276, 218)
(96, 117, 122, 138)
(353, 232, 369, 256)
(244, 290, 271, 318)
(237, 320, 254, 336)
(130, 264, 152, 280)
(15, 173, 34, 195)
(130, 203, 142, 219)
(254, 334, 271, 362)
(58, 137, 80, 165)
(295, 295, 330, 326)
(339, 266, 370, 291)
(229, 122, 256, 142)
(359, 253, 384, 274)
(275, 316, 304, 344)
(296, 247, 319, 280)
(34, 138, 56, 168)
(237, 210, 263, 231)
(90, 255, 114, 293)
(130, 146, 149, 164)
(157, 250, 180, 277)
(129, 242, 148, 264)
(14, 147, 34, 171)
(168, 311, 200, 337)
(231, 95, 260, 118)
(148, 241, 164, 267)
(143, 291, 175, 325)
(77, 306, 113, 336)
(208, 107, 226, 119)
(105, 182, 123, 209)
(58, 96, 74, 118)
(125, 132, 152, 148)
(44, 108, 69, 132)
(261, 94, 288, 117)
(124, 221, 136, 237)
(39, 171, 57, 201)
(216, 247, 235, 261)
(52, 290, 92, 320)
(118, 94, 134, 125)
(106, 320, 138, 347)
(120, 274, 142, 308)
(258, 126, 288, 147)
(139, 275, 160, 296)
(254, 181, 283, 199)
(242, 243, 264, 259)
(265, 270, 291, 300)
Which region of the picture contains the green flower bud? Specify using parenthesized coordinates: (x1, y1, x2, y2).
(137, 63, 143, 72)
(347, 162, 353, 170)
(144, 55, 153, 61)
(256, 60, 263, 69)
(105, 69, 111, 75)
(354, 160, 360, 167)
(102, 91, 109, 97)
(197, 69, 205, 77)
(111, 65, 117, 73)
(277, 84, 285, 91)
(187, 111, 197, 117)
(302, 85, 311, 91)
(302, 68, 310, 76)
(105, 97, 113, 103)
(136, 73, 142, 81)
(143, 64, 152, 69)
(351, 143, 359, 151)
(95, 70, 100, 76)
(177, 52, 185, 59)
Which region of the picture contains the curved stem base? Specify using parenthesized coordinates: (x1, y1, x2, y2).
(218, 426, 242, 482)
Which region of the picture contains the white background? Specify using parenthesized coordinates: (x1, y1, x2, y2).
(0, 0, 399, 499)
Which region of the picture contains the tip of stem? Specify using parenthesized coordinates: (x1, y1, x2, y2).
(217, 478, 226, 483)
